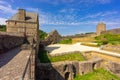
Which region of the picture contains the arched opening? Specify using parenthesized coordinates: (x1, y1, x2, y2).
(92, 63, 96, 69)
(65, 72, 70, 80)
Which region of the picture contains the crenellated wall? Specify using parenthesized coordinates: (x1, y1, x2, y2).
(0, 33, 24, 53)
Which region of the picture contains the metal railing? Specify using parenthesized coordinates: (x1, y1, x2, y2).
(21, 49, 35, 80)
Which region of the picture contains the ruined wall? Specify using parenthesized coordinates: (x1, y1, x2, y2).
(101, 28, 120, 34)
(101, 45, 120, 53)
(0, 33, 24, 53)
(36, 58, 103, 80)
(43, 30, 61, 46)
(108, 61, 120, 77)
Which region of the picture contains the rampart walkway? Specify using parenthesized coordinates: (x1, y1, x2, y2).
(0, 47, 31, 80)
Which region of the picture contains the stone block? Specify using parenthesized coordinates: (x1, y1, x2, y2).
(108, 61, 120, 74)
(79, 61, 93, 75)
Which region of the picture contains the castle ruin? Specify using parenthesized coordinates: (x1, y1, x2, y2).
(6, 9, 39, 44)
(96, 23, 106, 36)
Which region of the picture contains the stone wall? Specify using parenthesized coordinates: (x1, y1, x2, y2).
(36, 58, 103, 80)
(108, 61, 120, 77)
(42, 30, 61, 46)
(101, 28, 120, 34)
(101, 45, 120, 53)
(0, 33, 24, 53)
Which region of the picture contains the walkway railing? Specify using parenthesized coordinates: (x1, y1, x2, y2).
(21, 48, 35, 80)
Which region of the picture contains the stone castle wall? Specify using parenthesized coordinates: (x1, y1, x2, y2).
(101, 28, 120, 34)
(0, 33, 24, 53)
(101, 45, 120, 53)
(6, 22, 38, 37)
(36, 58, 103, 80)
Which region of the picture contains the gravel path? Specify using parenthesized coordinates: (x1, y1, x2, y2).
(46, 43, 120, 57)
(0, 47, 31, 80)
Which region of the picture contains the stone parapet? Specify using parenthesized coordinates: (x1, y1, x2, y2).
(0, 33, 24, 53)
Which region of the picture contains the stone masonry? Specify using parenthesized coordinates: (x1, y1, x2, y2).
(36, 58, 103, 80)
(101, 28, 120, 34)
(96, 22, 106, 36)
(42, 30, 61, 45)
(108, 61, 120, 77)
(6, 9, 39, 46)
(0, 33, 24, 53)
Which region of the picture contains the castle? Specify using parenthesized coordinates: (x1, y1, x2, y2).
(96, 22, 106, 35)
(6, 9, 39, 44)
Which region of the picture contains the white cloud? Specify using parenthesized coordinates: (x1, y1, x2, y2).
(39, 0, 112, 5)
(26, 7, 39, 12)
(0, 1, 16, 14)
(0, 17, 7, 24)
(80, 11, 118, 20)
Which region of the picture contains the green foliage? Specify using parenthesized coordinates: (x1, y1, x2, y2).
(38, 51, 85, 63)
(85, 32, 94, 34)
(39, 30, 47, 40)
(95, 34, 120, 45)
(0, 25, 6, 32)
(74, 68, 120, 80)
(59, 38, 72, 44)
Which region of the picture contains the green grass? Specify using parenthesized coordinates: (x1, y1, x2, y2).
(59, 38, 72, 44)
(74, 68, 120, 80)
(95, 34, 120, 45)
(38, 51, 85, 63)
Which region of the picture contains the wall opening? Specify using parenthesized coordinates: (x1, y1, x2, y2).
(65, 72, 70, 80)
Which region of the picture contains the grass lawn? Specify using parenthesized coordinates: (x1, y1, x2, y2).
(74, 68, 120, 80)
(38, 51, 85, 63)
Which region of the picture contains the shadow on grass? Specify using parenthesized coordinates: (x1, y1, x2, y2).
(45, 46, 60, 53)
(36, 44, 65, 80)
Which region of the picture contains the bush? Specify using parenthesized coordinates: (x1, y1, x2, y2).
(59, 38, 72, 44)
(39, 30, 47, 40)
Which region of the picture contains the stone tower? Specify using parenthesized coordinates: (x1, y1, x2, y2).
(96, 23, 106, 36)
(6, 9, 39, 46)
(18, 9, 26, 21)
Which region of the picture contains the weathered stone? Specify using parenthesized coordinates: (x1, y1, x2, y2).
(79, 61, 93, 75)
(108, 61, 120, 74)
(101, 28, 120, 34)
(96, 23, 106, 36)
(102, 45, 120, 53)
(6, 9, 39, 47)
(21, 44, 32, 50)
(0, 34, 24, 53)
(89, 58, 103, 70)
(43, 30, 61, 45)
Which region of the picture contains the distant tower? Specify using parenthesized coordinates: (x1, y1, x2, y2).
(96, 23, 106, 36)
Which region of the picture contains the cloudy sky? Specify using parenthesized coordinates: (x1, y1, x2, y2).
(0, 0, 120, 35)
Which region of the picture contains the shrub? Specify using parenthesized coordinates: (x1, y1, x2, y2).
(59, 38, 72, 44)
